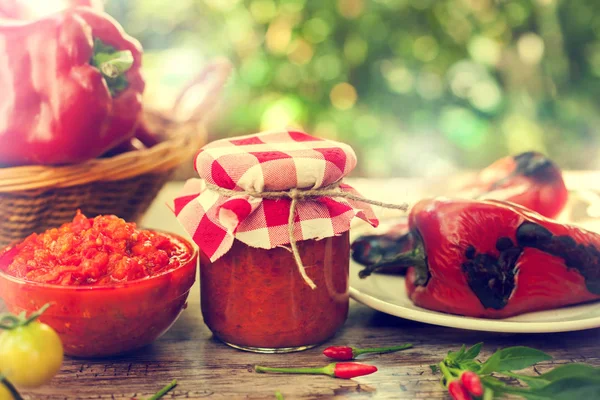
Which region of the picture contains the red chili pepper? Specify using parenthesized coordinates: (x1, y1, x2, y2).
(0, 7, 144, 166)
(448, 380, 472, 400)
(460, 371, 484, 397)
(255, 362, 377, 379)
(332, 362, 378, 379)
(323, 343, 412, 360)
(360, 198, 600, 318)
(351, 152, 568, 271)
(323, 346, 354, 360)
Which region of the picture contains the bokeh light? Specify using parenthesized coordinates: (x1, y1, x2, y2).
(107, 0, 600, 176)
(330, 83, 358, 110)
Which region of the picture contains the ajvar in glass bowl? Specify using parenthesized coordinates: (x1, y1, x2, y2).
(0, 213, 198, 358)
(200, 231, 350, 353)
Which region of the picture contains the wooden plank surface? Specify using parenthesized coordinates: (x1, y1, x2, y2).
(3, 178, 600, 399)
(6, 290, 600, 400)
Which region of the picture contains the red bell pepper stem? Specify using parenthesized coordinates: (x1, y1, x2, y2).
(90, 38, 135, 96)
(255, 362, 377, 379)
(323, 343, 413, 360)
(358, 236, 426, 280)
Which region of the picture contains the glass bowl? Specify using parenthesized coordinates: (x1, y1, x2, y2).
(0, 232, 197, 358)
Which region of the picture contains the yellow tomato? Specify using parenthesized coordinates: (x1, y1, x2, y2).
(0, 321, 63, 388)
(0, 383, 12, 400)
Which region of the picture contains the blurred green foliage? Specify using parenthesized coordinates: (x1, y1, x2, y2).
(107, 0, 600, 176)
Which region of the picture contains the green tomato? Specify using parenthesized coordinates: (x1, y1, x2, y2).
(0, 321, 63, 388)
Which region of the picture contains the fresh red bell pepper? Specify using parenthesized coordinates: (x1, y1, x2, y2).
(0, 0, 104, 20)
(352, 152, 568, 272)
(0, 7, 144, 166)
(359, 198, 600, 318)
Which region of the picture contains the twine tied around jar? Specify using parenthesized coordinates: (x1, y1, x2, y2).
(205, 181, 409, 289)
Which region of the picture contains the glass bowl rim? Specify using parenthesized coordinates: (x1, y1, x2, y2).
(0, 230, 198, 292)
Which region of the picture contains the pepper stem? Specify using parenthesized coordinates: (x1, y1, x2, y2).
(438, 362, 455, 388)
(353, 343, 413, 357)
(90, 38, 134, 97)
(147, 379, 177, 400)
(0, 303, 51, 330)
(358, 243, 426, 279)
(98, 51, 134, 78)
(0, 376, 24, 400)
(255, 364, 334, 377)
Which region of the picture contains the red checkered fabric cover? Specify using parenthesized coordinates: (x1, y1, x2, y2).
(170, 130, 379, 261)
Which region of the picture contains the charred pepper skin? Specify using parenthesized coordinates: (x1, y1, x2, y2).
(351, 152, 568, 271)
(0, 8, 144, 166)
(386, 198, 600, 318)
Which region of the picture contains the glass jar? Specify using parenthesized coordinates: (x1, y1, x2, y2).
(200, 231, 350, 353)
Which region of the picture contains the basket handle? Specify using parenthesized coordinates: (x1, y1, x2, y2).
(171, 58, 232, 124)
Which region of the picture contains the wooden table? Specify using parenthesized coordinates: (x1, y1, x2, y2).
(5, 178, 600, 399)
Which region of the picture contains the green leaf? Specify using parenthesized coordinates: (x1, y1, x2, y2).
(480, 347, 552, 374)
(430, 365, 439, 374)
(538, 363, 600, 381)
(507, 364, 600, 389)
(481, 375, 507, 389)
(462, 342, 483, 361)
(503, 371, 547, 389)
(458, 360, 482, 373)
(446, 345, 466, 363)
(517, 376, 600, 399)
(490, 375, 600, 400)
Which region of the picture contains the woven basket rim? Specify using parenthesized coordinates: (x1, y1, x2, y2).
(0, 125, 205, 193)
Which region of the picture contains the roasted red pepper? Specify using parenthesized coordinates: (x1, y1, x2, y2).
(352, 152, 568, 272)
(359, 198, 600, 318)
(0, 7, 144, 166)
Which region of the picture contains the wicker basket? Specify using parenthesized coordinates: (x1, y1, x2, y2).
(0, 113, 203, 248)
(0, 60, 231, 248)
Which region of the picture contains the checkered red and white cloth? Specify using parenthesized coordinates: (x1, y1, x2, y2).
(170, 130, 379, 262)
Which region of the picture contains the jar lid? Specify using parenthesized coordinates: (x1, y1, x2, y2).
(171, 130, 378, 263)
(194, 130, 357, 192)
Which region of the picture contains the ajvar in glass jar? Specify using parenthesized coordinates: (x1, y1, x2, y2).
(172, 130, 379, 353)
(200, 232, 350, 353)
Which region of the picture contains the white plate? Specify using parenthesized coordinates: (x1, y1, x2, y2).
(349, 220, 600, 333)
